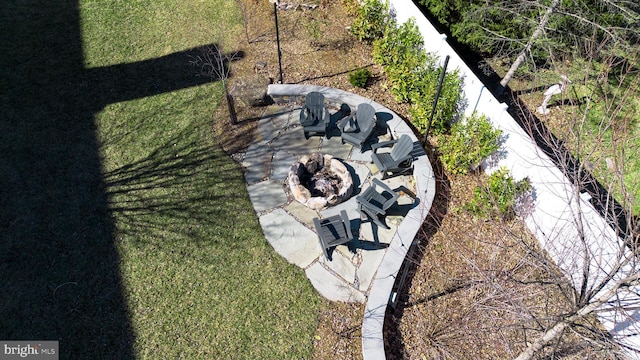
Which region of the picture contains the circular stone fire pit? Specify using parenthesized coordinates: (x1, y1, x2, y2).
(287, 153, 354, 210)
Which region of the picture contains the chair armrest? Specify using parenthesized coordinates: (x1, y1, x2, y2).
(356, 195, 384, 214)
(339, 210, 353, 239)
(371, 138, 398, 152)
(313, 217, 327, 246)
(299, 107, 308, 123)
(336, 114, 353, 131)
(371, 177, 394, 193)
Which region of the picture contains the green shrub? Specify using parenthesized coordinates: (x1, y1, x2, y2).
(372, 17, 462, 134)
(465, 167, 531, 221)
(350, 0, 390, 42)
(348, 68, 371, 88)
(373, 18, 426, 103)
(439, 112, 502, 175)
(372, 18, 426, 71)
(304, 16, 327, 44)
(342, 0, 363, 17)
(408, 69, 462, 134)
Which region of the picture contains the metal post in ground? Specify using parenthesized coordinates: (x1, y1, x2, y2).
(423, 55, 450, 145)
(274, 2, 283, 84)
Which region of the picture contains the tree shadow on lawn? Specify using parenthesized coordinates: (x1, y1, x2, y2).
(0, 1, 231, 358)
(103, 126, 249, 248)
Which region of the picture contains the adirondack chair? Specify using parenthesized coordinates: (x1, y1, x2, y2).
(356, 178, 399, 229)
(313, 210, 353, 260)
(370, 134, 414, 179)
(339, 103, 377, 149)
(299, 91, 330, 139)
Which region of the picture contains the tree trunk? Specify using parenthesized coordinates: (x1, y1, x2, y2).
(496, 0, 560, 95)
(514, 273, 640, 360)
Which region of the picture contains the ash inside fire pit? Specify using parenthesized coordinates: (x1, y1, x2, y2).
(287, 153, 354, 210)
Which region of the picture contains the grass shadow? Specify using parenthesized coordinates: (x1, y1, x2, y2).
(0, 2, 135, 357)
(103, 127, 238, 245)
(0, 2, 226, 357)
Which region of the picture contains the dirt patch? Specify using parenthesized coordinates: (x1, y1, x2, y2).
(215, 0, 409, 156)
(312, 301, 364, 360)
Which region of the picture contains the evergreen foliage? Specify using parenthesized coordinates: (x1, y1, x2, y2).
(465, 167, 532, 221)
(350, 0, 390, 42)
(439, 113, 502, 175)
(348, 68, 371, 88)
(372, 17, 462, 134)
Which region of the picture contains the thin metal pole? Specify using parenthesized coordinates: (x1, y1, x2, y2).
(423, 55, 450, 145)
(274, 3, 283, 84)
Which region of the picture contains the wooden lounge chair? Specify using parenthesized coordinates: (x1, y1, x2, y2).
(299, 91, 330, 139)
(339, 103, 377, 149)
(370, 134, 414, 179)
(356, 178, 399, 229)
(313, 210, 353, 260)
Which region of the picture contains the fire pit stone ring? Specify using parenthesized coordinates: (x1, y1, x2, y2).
(287, 153, 354, 210)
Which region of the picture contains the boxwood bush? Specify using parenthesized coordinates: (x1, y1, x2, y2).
(439, 112, 502, 175)
(371, 17, 462, 134)
(465, 167, 532, 221)
(350, 0, 390, 42)
(349, 68, 371, 88)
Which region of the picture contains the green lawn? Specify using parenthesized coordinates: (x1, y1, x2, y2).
(509, 57, 640, 214)
(1, 0, 320, 358)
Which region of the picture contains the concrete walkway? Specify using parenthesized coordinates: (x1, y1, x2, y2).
(238, 85, 435, 356)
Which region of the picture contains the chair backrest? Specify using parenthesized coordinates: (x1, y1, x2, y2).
(356, 103, 376, 133)
(390, 134, 413, 161)
(305, 92, 326, 123)
(306, 91, 324, 108)
(309, 104, 325, 122)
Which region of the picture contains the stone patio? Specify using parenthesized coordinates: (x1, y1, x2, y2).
(240, 85, 435, 305)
